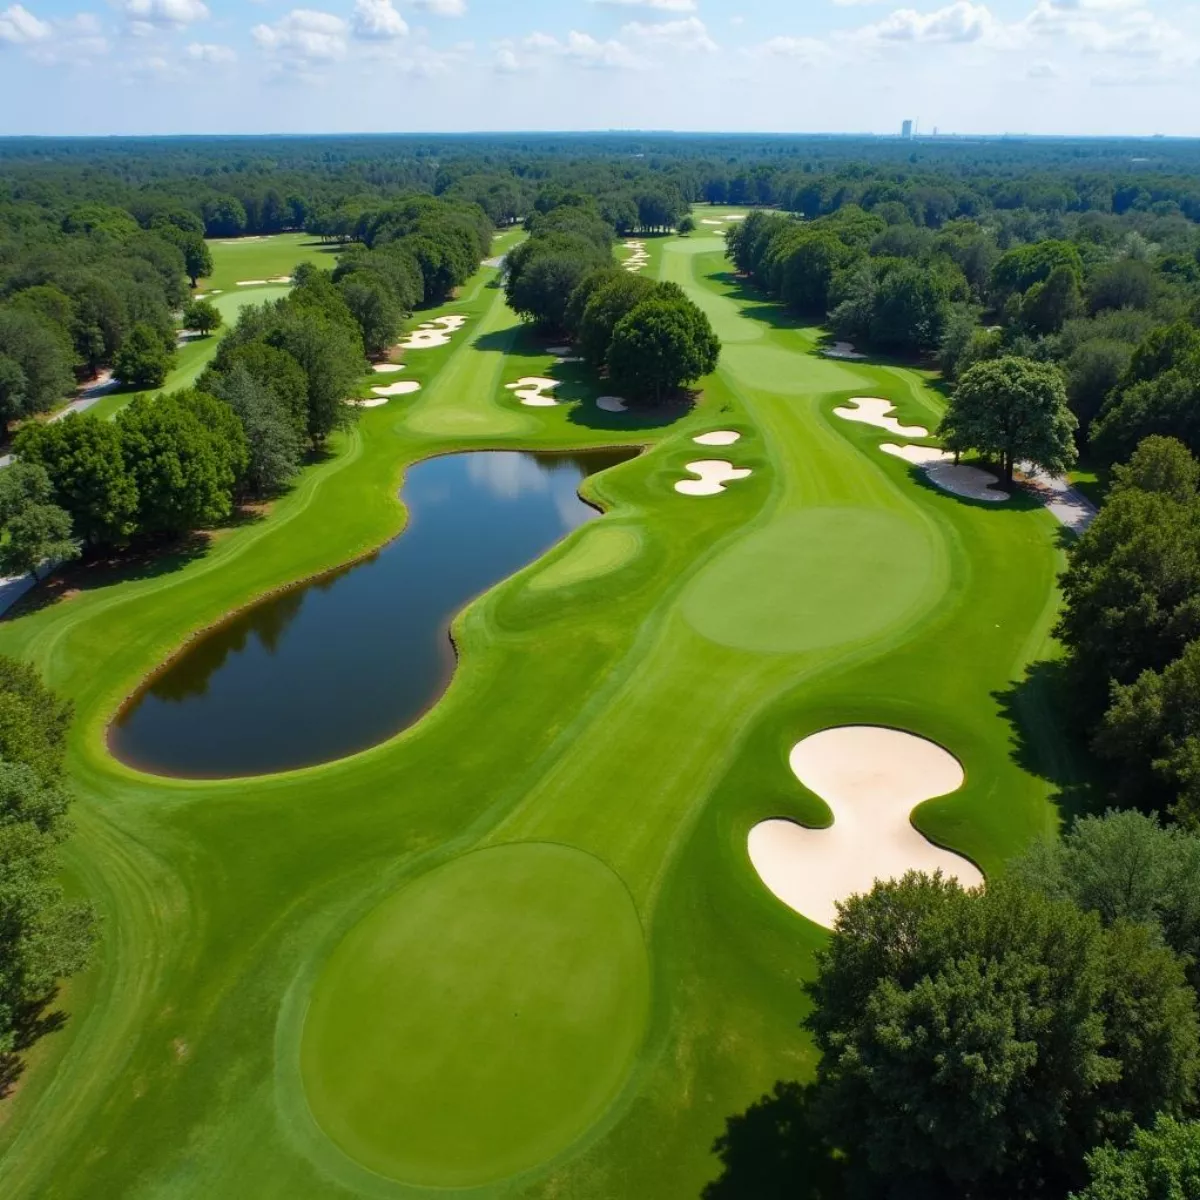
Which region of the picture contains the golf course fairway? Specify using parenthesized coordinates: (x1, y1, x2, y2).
(0, 220, 1075, 1198)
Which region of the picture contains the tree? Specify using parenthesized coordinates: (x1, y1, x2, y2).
(208, 364, 303, 497)
(265, 308, 362, 444)
(0, 663, 95, 1067)
(938, 303, 982, 381)
(940, 356, 1077, 484)
(1071, 1116, 1200, 1200)
(115, 391, 245, 535)
(15, 415, 139, 549)
(806, 873, 1200, 1198)
(1022, 263, 1084, 334)
(0, 310, 74, 422)
(1012, 810, 1200, 992)
(113, 322, 174, 390)
(1065, 339, 1132, 441)
(337, 273, 402, 357)
(677, 214, 697, 235)
(182, 299, 221, 337)
(607, 296, 720, 403)
(576, 273, 657, 368)
(869, 261, 952, 353)
(0, 463, 79, 580)
(208, 340, 309, 441)
(1088, 258, 1155, 315)
(182, 238, 213, 289)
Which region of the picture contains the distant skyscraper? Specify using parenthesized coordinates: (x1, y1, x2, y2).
(901, 120, 914, 139)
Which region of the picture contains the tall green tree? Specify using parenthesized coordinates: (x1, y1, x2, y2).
(607, 295, 720, 403)
(113, 322, 174, 390)
(182, 299, 221, 337)
(0, 463, 79, 581)
(15, 415, 139, 549)
(939, 356, 1077, 484)
(576, 273, 657, 368)
(1071, 1116, 1200, 1200)
(806, 873, 1200, 1198)
(208, 364, 303, 497)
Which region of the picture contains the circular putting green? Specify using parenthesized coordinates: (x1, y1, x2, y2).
(300, 842, 651, 1188)
(681, 506, 943, 653)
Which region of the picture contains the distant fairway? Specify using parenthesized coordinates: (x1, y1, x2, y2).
(198, 232, 336, 293)
(0, 222, 1075, 1198)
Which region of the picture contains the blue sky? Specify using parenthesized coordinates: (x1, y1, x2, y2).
(1, 0, 1198, 136)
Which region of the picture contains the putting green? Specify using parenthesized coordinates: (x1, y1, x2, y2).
(529, 525, 641, 592)
(681, 507, 943, 653)
(300, 843, 650, 1187)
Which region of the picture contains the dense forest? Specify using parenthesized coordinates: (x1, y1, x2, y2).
(5, 133, 1200, 1196)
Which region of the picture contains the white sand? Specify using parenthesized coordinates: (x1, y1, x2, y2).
(269, 274, 292, 284)
(833, 397, 929, 439)
(726, 213, 747, 220)
(217, 236, 266, 244)
(346, 397, 391, 408)
(700, 219, 726, 226)
(824, 341, 867, 360)
(880, 443, 1010, 503)
(211, 289, 222, 295)
(675, 459, 752, 496)
(747, 726, 983, 928)
(505, 377, 560, 407)
(397, 314, 468, 351)
(370, 381, 421, 398)
(555, 356, 585, 364)
(372, 363, 405, 374)
(236, 279, 268, 286)
(596, 396, 627, 413)
(693, 430, 741, 447)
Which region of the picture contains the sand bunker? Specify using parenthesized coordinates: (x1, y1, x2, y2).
(372, 363, 405, 374)
(236, 279, 268, 286)
(397, 314, 467, 351)
(693, 430, 741, 447)
(823, 342, 867, 360)
(596, 396, 628, 413)
(880, 443, 1010, 503)
(747, 726, 983, 928)
(370, 381, 421, 398)
(675, 460, 752, 496)
(555, 356, 584, 364)
(833, 397, 929, 439)
(506, 377, 560, 407)
(726, 214, 747, 221)
(346, 397, 390, 408)
(622, 240, 649, 272)
(700, 219, 726, 226)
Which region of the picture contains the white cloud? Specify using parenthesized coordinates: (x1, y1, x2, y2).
(751, 34, 833, 63)
(590, 0, 696, 10)
(121, 0, 208, 32)
(252, 8, 347, 67)
(621, 16, 716, 52)
(1026, 57, 1060, 77)
(860, 2, 1004, 44)
(186, 40, 235, 63)
(351, 0, 407, 40)
(0, 3, 51, 43)
(413, 0, 466, 15)
(523, 29, 644, 69)
(494, 43, 518, 71)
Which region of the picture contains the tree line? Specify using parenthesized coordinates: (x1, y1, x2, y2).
(503, 200, 718, 403)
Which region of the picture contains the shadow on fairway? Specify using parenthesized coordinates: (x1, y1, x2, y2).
(565, 391, 694, 433)
(0, 990, 69, 1099)
(703, 1081, 844, 1200)
(994, 659, 1101, 823)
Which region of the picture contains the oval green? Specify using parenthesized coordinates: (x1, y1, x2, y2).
(300, 842, 651, 1188)
(681, 506, 941, 653)
(529, 525, 641, 592)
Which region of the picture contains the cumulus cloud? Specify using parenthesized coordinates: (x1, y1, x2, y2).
(351, 0, 407, 40)
(0, 3, 51, 43)
(252, 7, 347, 67)
(186, 40, 235, 63)
(523, 29, 644, 69)
(121, 0, 208, 33)
(1026, 57, 1060, 77)
(621, 16, 716, 52)
(413, 0, 466, 15)
(494, 43, 519, 71)
(860, 1, 1004, 44)
(590, 0, 696, 10)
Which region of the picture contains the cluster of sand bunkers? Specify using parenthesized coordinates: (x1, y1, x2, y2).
(833, 396, 1010, 503)
(748, 726, 983, 927)
(675, 430, 753, 496)
(347, 315, 470, 407)
(622, 241, 649, 272)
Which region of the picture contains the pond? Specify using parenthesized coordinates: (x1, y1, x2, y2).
(110, 449, 632, 778)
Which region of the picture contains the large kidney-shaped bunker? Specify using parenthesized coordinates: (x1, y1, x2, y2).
(300, 843, 651, 1188)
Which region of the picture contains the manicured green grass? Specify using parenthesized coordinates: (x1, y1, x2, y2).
(197, 232, 335, 294)
(0, 227, 1080, 1197)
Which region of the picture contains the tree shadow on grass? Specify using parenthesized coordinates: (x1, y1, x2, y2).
(0, 991, 69, 1100)
(565, 388, 695, 434)
(993, 658, 1102, 825)
(702, 1081, 844, 1200)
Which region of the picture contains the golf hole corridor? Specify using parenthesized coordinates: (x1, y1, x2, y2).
(0, 223, 1069, 1199)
